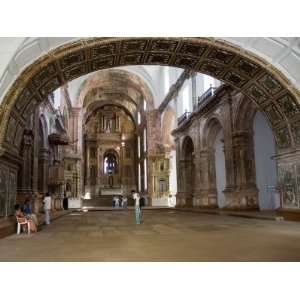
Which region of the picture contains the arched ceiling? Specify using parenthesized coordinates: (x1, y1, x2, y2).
(1, 37, 300, 157)
(83, 90, 139, 121)
(1, 37, 300, 104)
(76, 68, 154, 109)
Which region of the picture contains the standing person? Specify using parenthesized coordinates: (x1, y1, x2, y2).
(139, 196, 145, 219)
(113, 195, 119, 208)
(122, 195, 128, 209)
(132, 190, 141, 224)
(43, 192, 52, 225)
(63, 193, 68, 210)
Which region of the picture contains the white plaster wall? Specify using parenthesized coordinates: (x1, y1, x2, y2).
(214, 130, 226, 208)
(253, 111, 277, 210)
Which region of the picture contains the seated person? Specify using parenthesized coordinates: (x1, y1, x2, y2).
(15, 204, 37, 233)
(23, 199, 38, 226)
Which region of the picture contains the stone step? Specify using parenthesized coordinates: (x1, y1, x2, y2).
(82, 196, 134, 208)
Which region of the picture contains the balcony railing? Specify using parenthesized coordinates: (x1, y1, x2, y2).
(177, 111, 191, 125)
(177, 85, 222, 127)
(194, 86, 217, 111)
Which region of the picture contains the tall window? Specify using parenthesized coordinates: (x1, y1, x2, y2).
(144, 158, 147, 190)
(137, 111, 141, 125)
(164, 67, 170, 95)
(138, 163, 141, 192)
(138, 136, 141, 158)
(143, 99, 147, 111)
(143, 128, 147, 152)
(103, 153, 118, 174)
(182, 84, 190, 112)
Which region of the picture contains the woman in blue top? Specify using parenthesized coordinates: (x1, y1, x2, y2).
(23, 198, 38, 226)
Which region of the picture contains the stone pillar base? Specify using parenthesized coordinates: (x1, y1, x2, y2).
(193, 190, 218, 208)
(176, 192, 193, 207)
(278, 209, 300, 222)
(224, 188, 258, 210)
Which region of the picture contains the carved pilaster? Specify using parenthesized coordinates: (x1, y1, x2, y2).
(196, 149, 218, 208)
(224, 131, 258, 210)
(38, 148, 50, 193)
(19, 129, 34, 194)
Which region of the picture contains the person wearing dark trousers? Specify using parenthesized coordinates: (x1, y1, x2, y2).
(139, 197, 145, 220)
(132, 190, 141, 224)
(63, 193, 68, 210)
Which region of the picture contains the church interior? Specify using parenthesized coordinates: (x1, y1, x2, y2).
(0, 37, 300, 262)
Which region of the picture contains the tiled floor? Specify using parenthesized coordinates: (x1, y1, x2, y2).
(1, 209, 300, 261)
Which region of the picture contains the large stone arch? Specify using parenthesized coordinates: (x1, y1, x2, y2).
(1, 37, 300, 158)
(179, 135, 195, 207)
(202, 115, 224, 148)
(234, 95, 258, 132)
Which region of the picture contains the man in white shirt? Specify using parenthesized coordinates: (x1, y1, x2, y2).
(132, 190, 141, 224)
(43, 192, 52, 225)
(113, 195, 119, 208)
(122, 196, 128, 209)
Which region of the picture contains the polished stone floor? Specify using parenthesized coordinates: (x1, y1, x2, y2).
(1, 209, 300, 261)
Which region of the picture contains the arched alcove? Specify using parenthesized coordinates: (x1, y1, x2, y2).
(181, 136, 195, 206)
(253, 111, 278, 210)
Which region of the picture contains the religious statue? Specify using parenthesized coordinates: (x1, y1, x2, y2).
(105, 117, 113, 133)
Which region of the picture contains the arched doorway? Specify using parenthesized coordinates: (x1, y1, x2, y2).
(204, 117, 226, 208)
(181, 136, 195, 207)
(84, 103, 137, 200)
(213, 129, 226, 208)
(103, 150, 119, 187)
(253, 111, 278, 210)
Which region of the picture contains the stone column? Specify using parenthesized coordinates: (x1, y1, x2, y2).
(192, 152, 202, 206)
(222, 97, 236, 191)
(176, 159, 189, 207)
(32, 108, 40, 192)
(191, 73, 197, 110)
(175, 137, 185, 207)
(146, 109, 162, 156)
(197, 148, 218, 208)
(86, 144, 91, 187)
(19, 129, 34, 195)
(224, 131, 258, 210)
(38, 148, 50, 193)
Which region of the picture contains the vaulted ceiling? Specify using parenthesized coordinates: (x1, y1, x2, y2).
(0, 37, 299, 105)
(1, 37, 300, 156)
